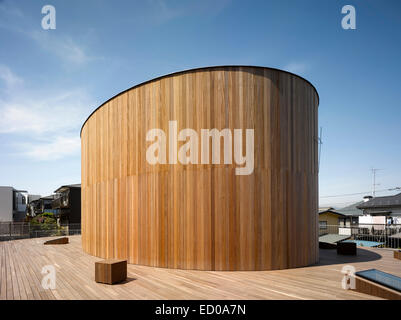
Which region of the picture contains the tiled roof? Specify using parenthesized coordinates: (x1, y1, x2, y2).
(337, 201, 364, 216)
(318, 209, 345, 217)
(357, 193, 401, 209)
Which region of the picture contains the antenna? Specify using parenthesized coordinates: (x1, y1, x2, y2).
(318, 127, 323, 172)
(371, 168, 382, 197)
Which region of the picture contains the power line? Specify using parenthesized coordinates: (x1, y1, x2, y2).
(320, 187, 401, 198)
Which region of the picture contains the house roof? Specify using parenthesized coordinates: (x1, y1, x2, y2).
(54, 184, 81, 193)
(40, 195, 57, 200)
(357, 193, 401, 209)
(0, 186, 27, 193)
(336, 201, 364, 217)
(319, 234, 351, 244)
(318, 209, 345, 217)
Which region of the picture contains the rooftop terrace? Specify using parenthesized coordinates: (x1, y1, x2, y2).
(1, 236, 400, 300)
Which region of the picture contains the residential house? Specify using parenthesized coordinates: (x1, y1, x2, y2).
(52, 184, 81, 224)
(319, 202, 365, 237)
(0, 186, 28, 222)
(318, 207, 344, 230)
(28, 194, 41, 203)
(357, 192, 401, 225)
(26, 195, 58, 219)
(318, 208, 352, 244)
(26, 199, 39, 218)
(336, 201, 364, 226)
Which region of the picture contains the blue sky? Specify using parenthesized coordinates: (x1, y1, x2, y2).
(0, 0, 400, 207)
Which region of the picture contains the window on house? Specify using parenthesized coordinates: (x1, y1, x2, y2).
(319, 221, 327, 229)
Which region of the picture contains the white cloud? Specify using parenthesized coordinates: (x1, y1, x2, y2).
(144, 0, 231, 25)
(148, 0, 183, 23)
(283, 62, 309, 75)
(20, 136, 81, 161)
(0, 1, 24, 18)
(0, 66, 94, 161)
(0, 89, 92, 135)
(30, 31, 92, 65)
(0, 65, 23, 89)
(0, 5, 94, 67)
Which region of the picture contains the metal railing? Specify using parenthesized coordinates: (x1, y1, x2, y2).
(0, 222, 81, 241)
(319, 224, 401, 249)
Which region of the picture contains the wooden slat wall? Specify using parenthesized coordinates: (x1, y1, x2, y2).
(81, 66, 319, 271)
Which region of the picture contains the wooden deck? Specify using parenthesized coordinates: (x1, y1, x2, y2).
(1, 236, 400, 300)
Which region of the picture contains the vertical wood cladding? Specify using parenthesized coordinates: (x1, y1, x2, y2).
(81, 66, 319, 270)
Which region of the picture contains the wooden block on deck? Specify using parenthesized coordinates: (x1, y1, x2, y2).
(95, 259, 127, 284)
(44, 237, 69, 245)
(337, 242, 356, 255)
(355, 276, 401, 300)
(394, 250, 401, 260)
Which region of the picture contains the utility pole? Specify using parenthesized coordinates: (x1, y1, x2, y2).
(371, 168, 382, 197)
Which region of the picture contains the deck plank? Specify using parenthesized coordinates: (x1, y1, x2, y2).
(0, 236, 400, 300)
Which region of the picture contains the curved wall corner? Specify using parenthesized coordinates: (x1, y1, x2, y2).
(81, 66, 319, 271)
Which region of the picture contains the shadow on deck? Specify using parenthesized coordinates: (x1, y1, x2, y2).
(317, 247, 382, 266)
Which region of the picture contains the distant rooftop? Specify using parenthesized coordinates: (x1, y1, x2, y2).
(14, 189, 28, 193)
(319, 201, 364, 217)
(0, 186, 28, 193)
(54, 184, 81, 193)
(318, 208, 345, 217)
(40, 195, 57, 200)
(337, 201, 364, 216)
(357, 193, 401, 209)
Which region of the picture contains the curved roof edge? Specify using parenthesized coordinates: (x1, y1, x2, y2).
(80, 65, 320, 137)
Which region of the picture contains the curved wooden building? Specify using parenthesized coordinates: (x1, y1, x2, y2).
(81, 66, 319, 271)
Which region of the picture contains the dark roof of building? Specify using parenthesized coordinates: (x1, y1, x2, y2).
(40, 195, 57, 200)
(357, 193, 401, 209)
(54, 184, 81, 193)
(318, 209, 345, 217)
(336, 201, 364, 217)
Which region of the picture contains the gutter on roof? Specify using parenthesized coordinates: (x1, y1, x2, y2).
(364, 210, 392, 215)
(357, 204, 401, 209)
